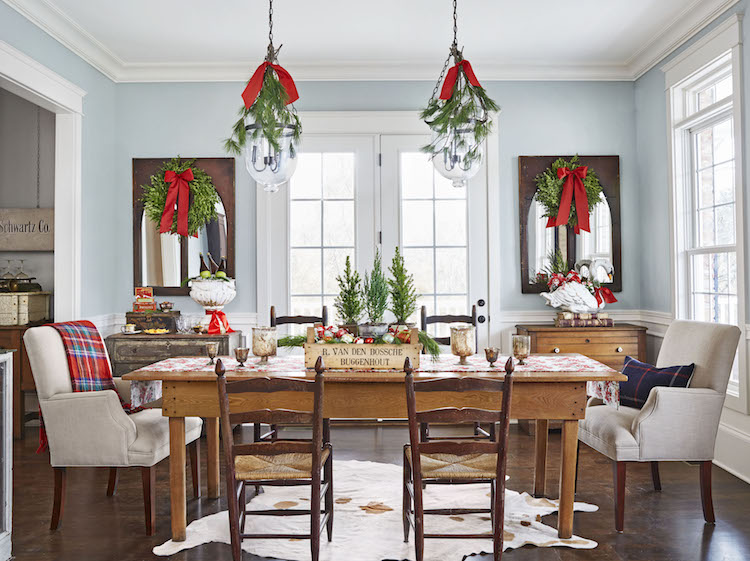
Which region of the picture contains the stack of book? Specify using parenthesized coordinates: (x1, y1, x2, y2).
(555, 311, 614, 328)
(133, 287, 157, 312)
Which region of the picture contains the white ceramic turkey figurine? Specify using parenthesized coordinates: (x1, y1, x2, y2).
(540, 270, 603, 314)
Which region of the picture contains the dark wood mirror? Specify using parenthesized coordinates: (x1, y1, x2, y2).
(519, 155, 621, 294)
(133, 157, 235, 296)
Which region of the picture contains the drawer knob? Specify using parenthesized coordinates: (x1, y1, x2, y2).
(616, 346, 623, 353)
(553, 347, 560, 354)
(585, 338, 591, 343)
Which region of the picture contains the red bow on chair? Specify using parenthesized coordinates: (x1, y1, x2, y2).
(160, 169, 194, 237)
(594, 286, 618, 306)
(439, 59, 483, 100)
(206, 310, 235, 335)
(546, 166, 590, 233)
(242, 62, 299, 109)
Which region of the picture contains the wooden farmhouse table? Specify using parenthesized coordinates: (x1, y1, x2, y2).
(122, 353, 626, 542)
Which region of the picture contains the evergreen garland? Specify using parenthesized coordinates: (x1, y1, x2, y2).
(363, 249, 389, 324)
(388, 247, 418, 324)
(224, 67, 301, 156)
(421, 62, 499, 168)
(141, 157, 219, 237)
(533, 156, 603, 229)
(334, 256, 364, 325)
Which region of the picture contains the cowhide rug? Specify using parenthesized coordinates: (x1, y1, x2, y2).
(155, 460, 597, 560)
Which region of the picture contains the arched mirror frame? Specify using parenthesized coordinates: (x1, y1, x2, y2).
(518, 155, 621, 294)
(133, 157, 236, 296)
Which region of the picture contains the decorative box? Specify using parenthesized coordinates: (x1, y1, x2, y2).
(303, 327, 421, 370)
(0, 292, 51, 326)
(125, 311, 181, 333)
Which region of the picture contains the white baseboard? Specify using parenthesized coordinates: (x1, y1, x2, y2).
(714, 422, 750, 484)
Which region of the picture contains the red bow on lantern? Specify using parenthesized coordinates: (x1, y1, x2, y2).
(546, 166, 590, 233)
(160, 169, 194, 237)
(242, 61, 299, 109)
(594, 286, 618, 306)
(206, 310, 235, 335)
(439, 59, 483, 100)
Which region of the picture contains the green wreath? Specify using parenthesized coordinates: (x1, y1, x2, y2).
(533, 155, 603, 229)
(141, 157, 220, 236)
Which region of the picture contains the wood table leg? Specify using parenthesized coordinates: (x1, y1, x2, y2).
(534, 419, 548, 497)
(169, 417, 187, 542)
(206, 417, 221, 499)
(558, 420, 578, 539)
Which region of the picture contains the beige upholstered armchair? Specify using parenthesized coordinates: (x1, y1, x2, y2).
(24, 326, 204, 535)
(578, 320, 741, 532)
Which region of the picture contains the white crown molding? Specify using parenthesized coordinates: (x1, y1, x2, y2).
(3, 0, 741, 83)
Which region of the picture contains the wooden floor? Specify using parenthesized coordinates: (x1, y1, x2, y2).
(12, 424, 750, 561)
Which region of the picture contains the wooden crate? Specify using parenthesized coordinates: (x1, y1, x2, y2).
(0, 292, 51, 326)
(303, 327, 421, 370)
(125, 311, 180, 333)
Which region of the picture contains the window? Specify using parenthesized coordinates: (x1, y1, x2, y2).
(667, 16, 746, 410)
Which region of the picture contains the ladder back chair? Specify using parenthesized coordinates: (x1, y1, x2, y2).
(403, 356, 515, 561)
(419, 305, 489, 440)
(216, 358, 333, 561)
(261, 305, 329, 442)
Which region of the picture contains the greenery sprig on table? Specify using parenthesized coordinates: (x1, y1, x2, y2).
(534, 155, 603, 229)
(363, 249, 389, 324)
(388, 247, 418, 324)
(141, 157, 219, 237)
(223, 67, 301, 157)
(334, 256, 364, 325)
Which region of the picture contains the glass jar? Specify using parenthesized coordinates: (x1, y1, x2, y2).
(244, 120, 298, 192)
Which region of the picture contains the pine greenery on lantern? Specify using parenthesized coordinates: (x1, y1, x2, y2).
(142, 157, 219, 236)
(334, 256, 364, 325)
(534, 156, 603, 229)
(388, 247, 418, 324)
(363, 249, 389, 324)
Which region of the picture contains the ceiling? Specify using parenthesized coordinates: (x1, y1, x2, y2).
(2, 0, 739, 82)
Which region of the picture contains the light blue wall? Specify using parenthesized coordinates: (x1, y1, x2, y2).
(0, 2, 118, 317)
(635, 1, 750, 315)
(117, 79, 641, 314)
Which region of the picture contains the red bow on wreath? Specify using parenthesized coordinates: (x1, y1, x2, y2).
(160, 169, 194, 237)
(206, 310, 235, 335)
(546, 166, 590, 234)
(439, 59, 483, 100)
(242, 61, 299, 109)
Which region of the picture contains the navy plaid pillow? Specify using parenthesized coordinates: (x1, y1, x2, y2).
(619, 356, 694, 409)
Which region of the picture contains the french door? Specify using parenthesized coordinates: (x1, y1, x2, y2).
(261, 132, 490, 347)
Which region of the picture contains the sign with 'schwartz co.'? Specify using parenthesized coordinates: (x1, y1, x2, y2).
(0, 208, 54, 251)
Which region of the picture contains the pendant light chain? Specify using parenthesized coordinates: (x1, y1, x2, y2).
(265, 0, 281, 63)
(430, 0, 462, 102)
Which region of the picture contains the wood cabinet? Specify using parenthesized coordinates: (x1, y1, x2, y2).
(514, 323, 647, 434)
(0, 326, 34, 439)
(105, 332, 242, 376)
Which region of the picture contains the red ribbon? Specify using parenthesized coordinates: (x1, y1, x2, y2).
(546, 166, 590, 233)
(594, 286, 618, 306)
(206, 310, 235, 335)
(439, 59, 483, 100)
(160, 169, 194, 237)
(242, 61, 300, 109)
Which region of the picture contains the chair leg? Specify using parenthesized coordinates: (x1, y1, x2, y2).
(227, 481, 243, 561)
(50, 467, 66, 531)
(700, 461, 715, 523)
(402, 447, 411, 542)
(613, 461, 626, 533)
(413, 472, 425, 561)
(189, 439, 201, 498)
(253, 423, 261, 442)
(651, 461, 662, 491)
(106, 467, 118, 497)
(493, 474, 505, 561)
(311, 473, 322, 561)
(141, 466, 156, 536)
(324, 448, 334, 542)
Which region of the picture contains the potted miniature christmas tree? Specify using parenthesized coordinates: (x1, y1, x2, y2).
(360, 250, 390, 339)
(334, 256, 363, 334)
(388, 247, 418, 328)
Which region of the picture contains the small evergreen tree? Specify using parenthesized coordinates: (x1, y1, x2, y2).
(363, 249, 389, 324)
(388, 247, 418, 324)
(334, 256, 363, 325)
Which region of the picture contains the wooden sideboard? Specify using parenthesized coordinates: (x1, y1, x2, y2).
(515, 323, 647, 434)
(105, 332, 242, 376)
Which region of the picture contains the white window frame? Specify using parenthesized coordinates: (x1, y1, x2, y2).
(665, 14, 748, 413)
(256, 111, 502, 344)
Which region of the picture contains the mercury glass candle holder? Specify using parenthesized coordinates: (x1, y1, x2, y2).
(252, 327, 277, 364)
(450, 325, 475, 365)
(512, 334, 531, 365)
(205, 342, 219, 365)
(234, 347, 250, 368)
(484, 347, 500, 367)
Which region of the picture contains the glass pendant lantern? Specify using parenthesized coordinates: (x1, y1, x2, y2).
(430, 117, 484, 189)
(244, 120, 298, 193)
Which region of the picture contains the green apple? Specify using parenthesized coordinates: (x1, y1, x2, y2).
(216, 271, 227, 279)
(200, 270, 211, 279)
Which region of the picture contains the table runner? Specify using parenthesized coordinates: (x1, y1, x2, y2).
(129, 354, 620, 408)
